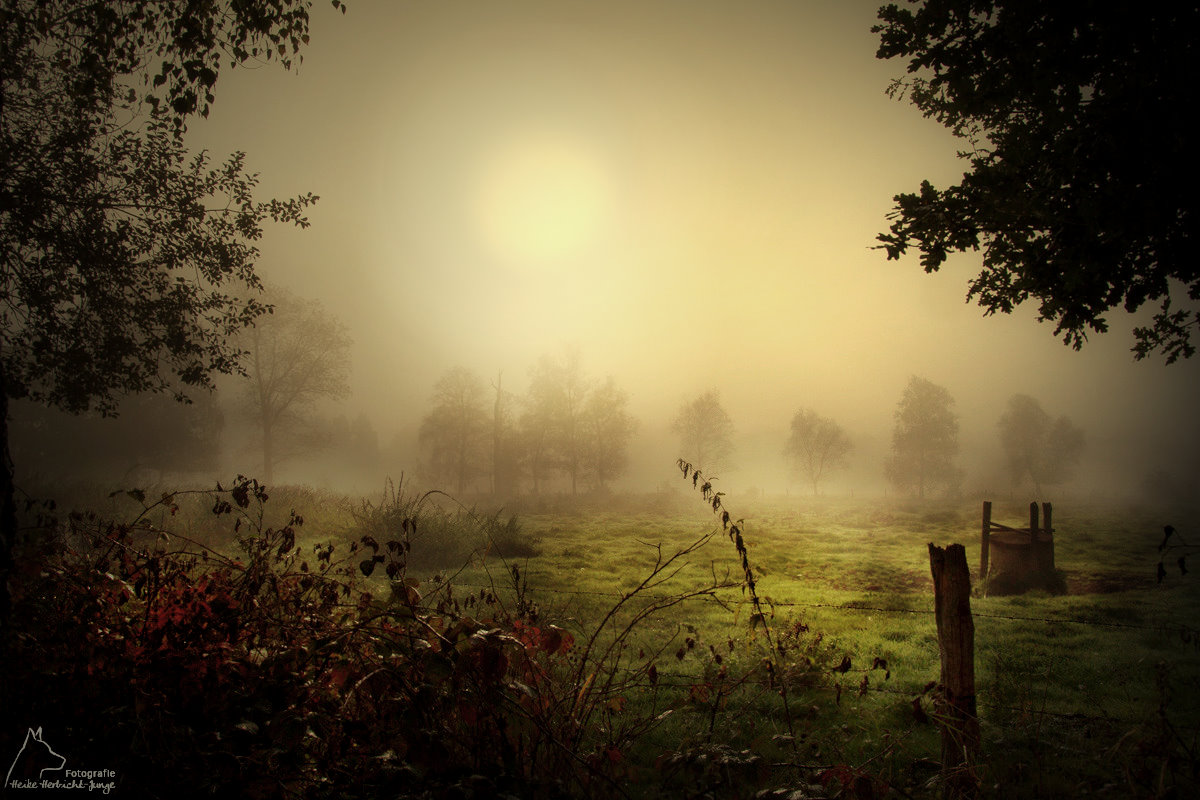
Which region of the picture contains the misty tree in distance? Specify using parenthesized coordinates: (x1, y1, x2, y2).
(885, 377, 960, 499)
(874, 2, 1197, 362)
(673, 391, 736, 475)
(241, 289, 352, 484)
(524, 351, 592, 495)
(419, 367, 490, 495)
(0, 0, 341, 629)
(550, 351, 591, 495)
(997, 394, 1085, 497)
(514, 352, 637, 495)
(783, 408, 852, 496)
(582, 377, 638, 491)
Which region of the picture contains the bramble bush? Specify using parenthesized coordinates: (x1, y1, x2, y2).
(0, 477, 619, 798)
(2, 474, 801, 799)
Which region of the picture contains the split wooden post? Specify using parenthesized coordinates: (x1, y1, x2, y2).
(980, 501, 992, 580)
(928, 543, 980, 800)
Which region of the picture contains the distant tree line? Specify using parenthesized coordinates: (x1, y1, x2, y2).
(767, 376, 1086, 500)
(418, 351, 637, 496)
(6, 282, 1089, 502)
(879, 376, 1084, 500)
(9, 321, 1090, 501)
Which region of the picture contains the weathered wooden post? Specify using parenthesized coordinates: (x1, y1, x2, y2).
(980, 501, 992, 580)
(1040, 502, 1055, 574)
(929, 543, 980, 800)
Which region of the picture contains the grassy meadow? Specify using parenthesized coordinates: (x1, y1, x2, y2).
(412, 490, 1200, 798)
(17, 479, 1200, 798)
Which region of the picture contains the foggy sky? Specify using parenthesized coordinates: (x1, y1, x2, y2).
(183, 0, 1200, 498)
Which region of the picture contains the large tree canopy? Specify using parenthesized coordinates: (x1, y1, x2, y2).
(873, 1, 1196, 362)
(0, 0, 342, 628)
(0, 0, 342, 413)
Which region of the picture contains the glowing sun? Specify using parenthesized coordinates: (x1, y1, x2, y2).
(475, 131, 613, 270)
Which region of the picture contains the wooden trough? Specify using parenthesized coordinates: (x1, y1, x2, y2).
(980, 501, 1062, 595)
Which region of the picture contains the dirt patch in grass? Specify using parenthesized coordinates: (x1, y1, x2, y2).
(829, 565, 931, 594)
(1064, 571, 1152, 595)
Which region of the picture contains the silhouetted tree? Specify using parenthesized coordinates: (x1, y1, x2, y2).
(582, 377, 637, 491)
(419, 367, 489, 495)
(241, 289, 351, 484)
(997, 394, 1085, 496)
(0, 0, 338, 628)
(783, 408, 852, 496)
(874, 2, 1196, 362)
(673, 391, 735, 474)
(885, 377, 960, 499)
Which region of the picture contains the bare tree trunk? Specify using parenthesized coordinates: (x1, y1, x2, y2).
(0, 361, 15, 635)
(0, 61, 12, 638)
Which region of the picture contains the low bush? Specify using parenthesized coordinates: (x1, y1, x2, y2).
(348, 477, 537, 570)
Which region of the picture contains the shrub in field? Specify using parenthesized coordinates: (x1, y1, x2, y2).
(1, 477, 577, 796)
(349, 477, 536, 570)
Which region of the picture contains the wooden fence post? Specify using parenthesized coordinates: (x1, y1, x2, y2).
(928, 543, 980, 800)
(1041, 502, 1055, 573)
(980, 501, 991, 580)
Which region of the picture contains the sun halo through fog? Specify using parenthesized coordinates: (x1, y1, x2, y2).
(474, 128, 616, 273)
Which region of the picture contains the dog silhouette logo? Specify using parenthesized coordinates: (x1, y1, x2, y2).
(5, 727, 67, 787)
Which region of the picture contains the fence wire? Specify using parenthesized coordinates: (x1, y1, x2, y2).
(449, 580, 1192, 635)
